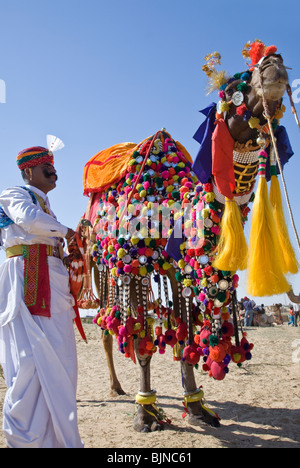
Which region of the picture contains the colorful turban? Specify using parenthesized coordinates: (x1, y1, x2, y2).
(17, 146, 54, 171)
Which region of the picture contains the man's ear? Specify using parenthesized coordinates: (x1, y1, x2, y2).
(24, 167, 33, 181)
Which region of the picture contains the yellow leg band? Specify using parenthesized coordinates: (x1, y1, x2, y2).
(183, 389, 220, 421)
(183, 388, 204, 404)
(135, 393, 157, 406)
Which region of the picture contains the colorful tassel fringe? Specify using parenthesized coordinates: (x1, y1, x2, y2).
(213, 197, 248, 272)
(247, 151, 290, 296)
(269, 172, 299, 274)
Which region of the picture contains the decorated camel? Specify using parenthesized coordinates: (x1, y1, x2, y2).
(72, 40, 299, 432)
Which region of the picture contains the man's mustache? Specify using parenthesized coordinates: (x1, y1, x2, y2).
(43, 169, 58, 181)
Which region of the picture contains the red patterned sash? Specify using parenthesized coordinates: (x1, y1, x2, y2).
(23, 244, 51, 317)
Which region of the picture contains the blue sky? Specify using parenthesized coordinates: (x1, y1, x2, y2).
(1, 0, 300, 305)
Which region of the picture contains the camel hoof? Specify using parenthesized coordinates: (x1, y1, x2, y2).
(187, 402, 220, 428)
(133, 405, 164, 433)
(188, 412, 220, 428)
(110, 387, 126, 397)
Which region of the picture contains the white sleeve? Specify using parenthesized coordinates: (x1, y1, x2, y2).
(0, 187, 68, 238)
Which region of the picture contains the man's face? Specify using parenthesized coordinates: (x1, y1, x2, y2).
(28, 162, 58, 194)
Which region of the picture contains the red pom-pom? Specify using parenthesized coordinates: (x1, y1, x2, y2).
(236, 104, 247, 116)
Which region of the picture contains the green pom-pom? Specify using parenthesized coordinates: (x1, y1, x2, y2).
(237, 82, 248, 93)
(209, 335, 219, 347)
(233, 73, 241, 80)
(217, 291, 227, 302)
(172, 191, 180, 200)
(175, 272, 183, 282)
(149, 239, 157, 249)
(155, 177, 164, 187)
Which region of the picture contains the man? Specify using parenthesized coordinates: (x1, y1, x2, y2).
(294, 303, 299, 327)
(243, 297, 256, 327)
(0, 144, 83, 448)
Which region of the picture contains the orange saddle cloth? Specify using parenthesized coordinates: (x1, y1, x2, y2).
(83, 142, 138, 195)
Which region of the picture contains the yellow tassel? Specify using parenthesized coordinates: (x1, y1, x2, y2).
(269, 174, 299, 274)
(213, 198, 248, 272)
(247, 176, 290, 296)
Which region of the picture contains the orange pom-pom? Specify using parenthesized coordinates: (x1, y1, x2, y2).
(264, 45, 277, 57)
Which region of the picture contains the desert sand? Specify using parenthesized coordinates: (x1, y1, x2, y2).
(0, 322, 299, 449)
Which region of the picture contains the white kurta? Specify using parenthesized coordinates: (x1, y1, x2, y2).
(0, 185, 83, 448)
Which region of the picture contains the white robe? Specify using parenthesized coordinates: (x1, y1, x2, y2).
(0, 186, 83, 448)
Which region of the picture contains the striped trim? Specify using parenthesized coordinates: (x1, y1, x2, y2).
(17, 153, 54, 170)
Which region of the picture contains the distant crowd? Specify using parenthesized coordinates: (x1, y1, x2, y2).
(236, 297, 299, 327)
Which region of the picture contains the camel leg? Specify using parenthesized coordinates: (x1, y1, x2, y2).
(133, 341, 163, 433)
(181, 360, 220, 427)
(93, 264, 125, 396)
(167, 267, 220, 428)
(130, 280, 163, 433)
(102, 332, 126, 397)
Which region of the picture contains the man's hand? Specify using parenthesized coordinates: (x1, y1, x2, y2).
(66, 228, 76, 240)
(63, 255, 73, 268)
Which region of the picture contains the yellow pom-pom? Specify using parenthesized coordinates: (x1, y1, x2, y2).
(127, 204, 135, 213)
(117, 248, 125, 258)
(219, 101, 230, 113)
(202, 208, 210, 219)
(248, 117, 260, 129)
(139, 266, 148, 276)
(205, 192, 215, 203)
(201, 278, 208, 287)
(183, 279, 192, 287)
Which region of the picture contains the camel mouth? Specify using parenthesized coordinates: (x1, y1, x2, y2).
(262, 81, 287, 101)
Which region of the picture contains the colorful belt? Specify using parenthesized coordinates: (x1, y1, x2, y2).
(6, 244, 59, 259)
(6, 244, 52, 317)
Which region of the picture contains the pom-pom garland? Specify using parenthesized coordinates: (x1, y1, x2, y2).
(91, 130, 253, 379)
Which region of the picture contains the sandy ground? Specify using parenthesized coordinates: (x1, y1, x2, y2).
(0, 322, 299, 449)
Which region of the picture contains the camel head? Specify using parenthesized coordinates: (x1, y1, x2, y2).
(203, 42, 289, 146)
(251, 53, 288, 101)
